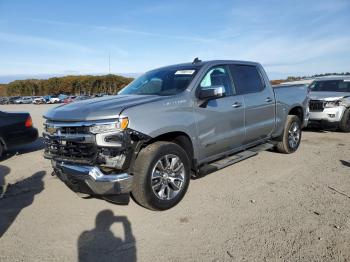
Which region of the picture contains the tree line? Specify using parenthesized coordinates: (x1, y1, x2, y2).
(284, 72, 350, 82)
(271, 72, 350, 85)
(1, 71, 350, 97)
(0, 74, 134, 96)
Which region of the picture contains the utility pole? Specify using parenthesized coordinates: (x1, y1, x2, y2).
(108, 52, 111, 74)
(108, 52, 111, 94)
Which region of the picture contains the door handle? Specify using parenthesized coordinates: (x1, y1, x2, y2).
(265, 97, 273, 103)
(232, 102, 242, 108)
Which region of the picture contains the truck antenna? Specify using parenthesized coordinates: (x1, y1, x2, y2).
(192, 57, 202, 64)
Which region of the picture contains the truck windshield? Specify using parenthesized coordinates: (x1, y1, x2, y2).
(309, 80, 350, 92)
(119, 67, 199, 96)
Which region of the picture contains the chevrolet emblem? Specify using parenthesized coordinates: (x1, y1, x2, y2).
(47, 126, 57, 135)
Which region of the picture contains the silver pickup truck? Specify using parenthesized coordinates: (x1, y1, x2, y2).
(308, 76, 350, 132)
(43, 60, 309, 210)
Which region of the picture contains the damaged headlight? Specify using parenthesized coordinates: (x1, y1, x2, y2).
(324, 100, 340, 108)
(89, 117, 129, 134)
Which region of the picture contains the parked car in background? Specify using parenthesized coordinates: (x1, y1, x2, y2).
(33, 96, 46, 104)
(308, 76, 350, 132)
(23, 96, 34, 104)
(49, 95, 60, 104)
(0, 97, 9, 104)
(42, 95, 51, 103)
(74, 95, 90, 101)
(63, 96, 77, 104)
(14, 96, 33, 104)
(49, 94, 68, 103)
(43, 59, 309, 210)
(0, 110, 38, 157)
(8, 96, 21, 104)
(95, 93, 110, 97)
(13, 97, 22, 104)
(58, 94, 68, 102)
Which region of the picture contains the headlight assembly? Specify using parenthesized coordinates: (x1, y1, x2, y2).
(324, 101, 340, 108)
(89, 117, 129, 134)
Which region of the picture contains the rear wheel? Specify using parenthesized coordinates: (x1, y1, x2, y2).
(275, 115, 302, 154)
(339, 108, 350, 132)
(132, 141, 190, 211)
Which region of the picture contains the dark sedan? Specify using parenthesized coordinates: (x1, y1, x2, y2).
(0, 111, 38, 157)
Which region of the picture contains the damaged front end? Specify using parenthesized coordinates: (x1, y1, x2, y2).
(43, 118, 150, 203)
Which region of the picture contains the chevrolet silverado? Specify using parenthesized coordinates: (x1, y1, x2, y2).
(43, 60, 309, 210)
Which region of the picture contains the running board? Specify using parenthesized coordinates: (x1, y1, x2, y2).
(248, 142, 274, 152)
(198, 143, 274, 176)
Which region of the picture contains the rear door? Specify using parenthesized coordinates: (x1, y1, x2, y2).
(229, 64, 275, 144)
(194, 65, 245, 160)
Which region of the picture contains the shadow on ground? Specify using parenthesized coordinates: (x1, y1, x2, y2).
(0, 166, 46, 237)
(78, 210, 136, 262)
(1, 137, 45, 161)
(303, 126, 338, 133)
(340, 160, 350, 168)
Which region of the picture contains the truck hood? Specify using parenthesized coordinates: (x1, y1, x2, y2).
(44, 95, 165, 121)
(309, 91, 350, 101)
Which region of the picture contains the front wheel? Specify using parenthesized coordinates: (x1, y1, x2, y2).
(275, 115, 302, 154)
(339, 108, 350, 132)
(132, 141, 190, 211)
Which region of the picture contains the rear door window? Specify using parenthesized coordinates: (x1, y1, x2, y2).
(229, 65, 264, 95)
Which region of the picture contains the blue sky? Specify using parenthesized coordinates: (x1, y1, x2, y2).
(0, 0, 349, 82)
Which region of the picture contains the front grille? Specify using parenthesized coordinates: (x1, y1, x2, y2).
(44, 123, 90, 135)
(44, 122, 97, 163)
(60, 126, 90, 134)
(44, 139, 97, 164)
(309, 100, 324, 112)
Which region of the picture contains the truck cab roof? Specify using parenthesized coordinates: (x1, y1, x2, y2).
(314, 76, 350, 81)
(150, 60, 261, 73)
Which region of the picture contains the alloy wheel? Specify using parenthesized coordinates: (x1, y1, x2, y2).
(288, 121, 301, 149)
(151, 154, 185, 200)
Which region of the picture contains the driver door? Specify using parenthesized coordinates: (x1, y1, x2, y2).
(193, 65, 245, 161)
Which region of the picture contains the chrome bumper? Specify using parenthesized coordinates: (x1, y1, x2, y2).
(309, 106, 345, 123)
(53, 161, 133, 195)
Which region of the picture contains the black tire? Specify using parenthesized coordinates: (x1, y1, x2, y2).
(275, 115, 302, 154)
(132, 141, 190, 211)
(0, 140, 4, 158)
(339, 108, 350, 132)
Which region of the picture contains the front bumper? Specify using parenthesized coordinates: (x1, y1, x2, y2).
(53, 161, 133, 196)
(309, 106, 345, 123)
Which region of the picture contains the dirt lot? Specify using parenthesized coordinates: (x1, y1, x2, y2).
(0, 104, 349, 262)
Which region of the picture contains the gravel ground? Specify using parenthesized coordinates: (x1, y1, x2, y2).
(0, 104, 349, 262)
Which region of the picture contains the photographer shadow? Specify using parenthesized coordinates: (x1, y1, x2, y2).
(340, 160, 350, 168)
(0, 166, 45, 237)
(78, 210, 136, 262)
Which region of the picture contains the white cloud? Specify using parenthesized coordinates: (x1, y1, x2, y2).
(0, 32, 93, 53)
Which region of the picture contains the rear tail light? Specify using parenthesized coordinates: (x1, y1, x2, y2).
(25, 116, 33, 128)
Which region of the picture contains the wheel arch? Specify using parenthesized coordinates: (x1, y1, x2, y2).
(288, 106, 304, 124)
(146, 131, 196, 170)
(0, 136, 7, 150)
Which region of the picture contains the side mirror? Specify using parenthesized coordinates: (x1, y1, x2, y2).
(198, 85, 225, 100)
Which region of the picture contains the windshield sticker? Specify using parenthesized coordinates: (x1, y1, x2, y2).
(175, 70, 195, 75)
